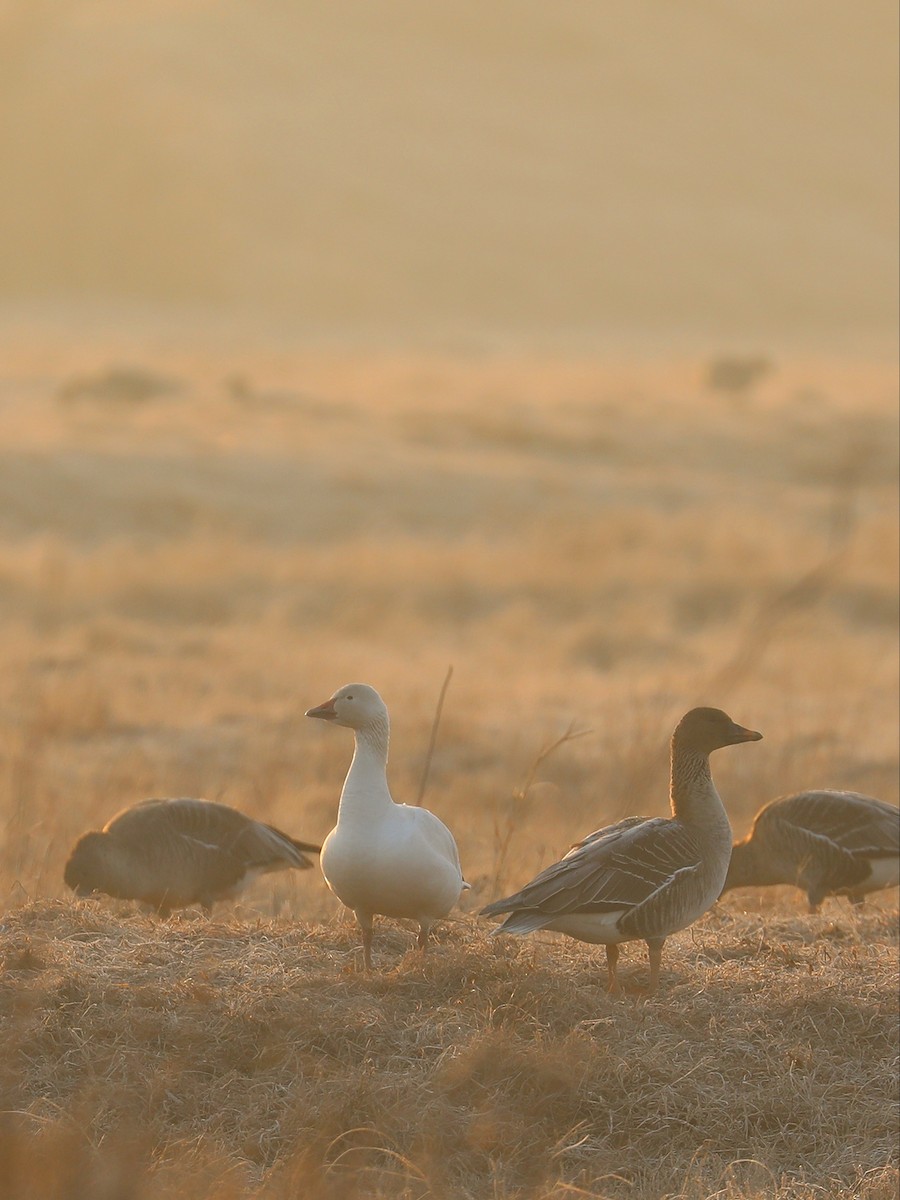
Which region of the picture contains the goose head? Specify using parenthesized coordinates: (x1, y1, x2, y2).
(305, 683, 388, 731)
(64, 831, 112, 896)
(673, 707, 762, 755)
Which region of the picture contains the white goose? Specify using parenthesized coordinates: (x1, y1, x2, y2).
(64, 798, 320, 917)
(306, 683, 468, 968)
(481, 707, 762, 994)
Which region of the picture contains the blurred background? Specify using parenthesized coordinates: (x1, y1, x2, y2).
(0, 1, 897, 914)
(0, 0, 897, 353)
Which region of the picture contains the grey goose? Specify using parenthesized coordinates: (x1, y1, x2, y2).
(480, 707, 762, 994)
(722, 790, 899, 912)
(64, 798, 321, 916)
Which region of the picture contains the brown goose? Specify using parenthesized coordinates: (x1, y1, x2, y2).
(722, 790, 900, 912)
(64, 798, 321, 916)
(480, 707, 762, 994)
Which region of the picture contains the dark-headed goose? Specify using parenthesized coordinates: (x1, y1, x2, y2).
(480, 707, 762, 995)
(722, 790, 899, 912)
(64, 798, 320, 916)
(306, 682, 468, 968)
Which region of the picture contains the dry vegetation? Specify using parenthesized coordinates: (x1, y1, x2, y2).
(1, 901, 897, 1200)
(0, 341, 897, 1198)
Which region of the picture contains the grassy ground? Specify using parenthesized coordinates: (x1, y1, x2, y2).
(0, 342, 897, 1197)
(1, 902, 897, 1200)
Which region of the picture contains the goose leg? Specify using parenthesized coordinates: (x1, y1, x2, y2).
(806, 887, 824, 914)
(803, 869, 829, 913)
(646, 938, 665, 995)
(357, 912, 374, 970)
(605, 944, 621, 995)
(417, 922, 431, 954)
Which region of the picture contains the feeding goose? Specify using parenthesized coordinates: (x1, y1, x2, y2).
(722, 790, 900, 912)
(480, 707, 762, 995)
(306, 682, 468, 968)
(64, 798, 321, 916)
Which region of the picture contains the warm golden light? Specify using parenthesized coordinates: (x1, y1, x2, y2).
(0, 5, 897, 1198)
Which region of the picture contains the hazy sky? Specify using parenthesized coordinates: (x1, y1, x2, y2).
(1, 1, 897, 351)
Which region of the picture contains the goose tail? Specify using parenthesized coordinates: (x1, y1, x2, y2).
(286, 835, 323, 857)
(260, 824, 321, 869)
(482, 908, 550, 937)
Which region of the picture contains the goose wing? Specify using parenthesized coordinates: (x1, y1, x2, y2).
(481, 815, 703, 929)
(765, 792, 900, 859)
(105, 797, 237, 841)
(567, 814, 649, 853)
(760, 814, 872, 894)
(407, 805, 464, 873)
(164, 799, 320, 870)
(107, 798, 319, 870)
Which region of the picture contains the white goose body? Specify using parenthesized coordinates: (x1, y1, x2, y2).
(307, 683, 466, 966)
(481, 707, 762, 995)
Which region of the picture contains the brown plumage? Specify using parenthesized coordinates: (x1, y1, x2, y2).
(481, 707, 762, 995)
(64, 798, 321, 916)
(722, 790, 900, 912)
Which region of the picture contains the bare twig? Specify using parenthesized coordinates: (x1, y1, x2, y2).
(414, 665, 454, 807)
(490, 721, 591, 896)
(516, 722, 592, 807)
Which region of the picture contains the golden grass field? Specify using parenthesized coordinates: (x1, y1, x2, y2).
(0, 342, 897, 1198)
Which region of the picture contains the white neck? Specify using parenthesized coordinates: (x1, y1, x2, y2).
(337, 716, 395, 824)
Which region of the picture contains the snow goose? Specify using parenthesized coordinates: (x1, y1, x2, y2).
(480, 707, 762, 995)
(306, 682, 467, 968)
(722, 790, 899, 912)
(64, 798, 321, 917)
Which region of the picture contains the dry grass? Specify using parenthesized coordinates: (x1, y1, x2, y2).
(0, 343, 897, 1197)
(1, 901, 897, 1200)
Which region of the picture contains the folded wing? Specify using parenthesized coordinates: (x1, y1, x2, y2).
(768, 791, 899, 858)
(482, 815, 704, 936)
